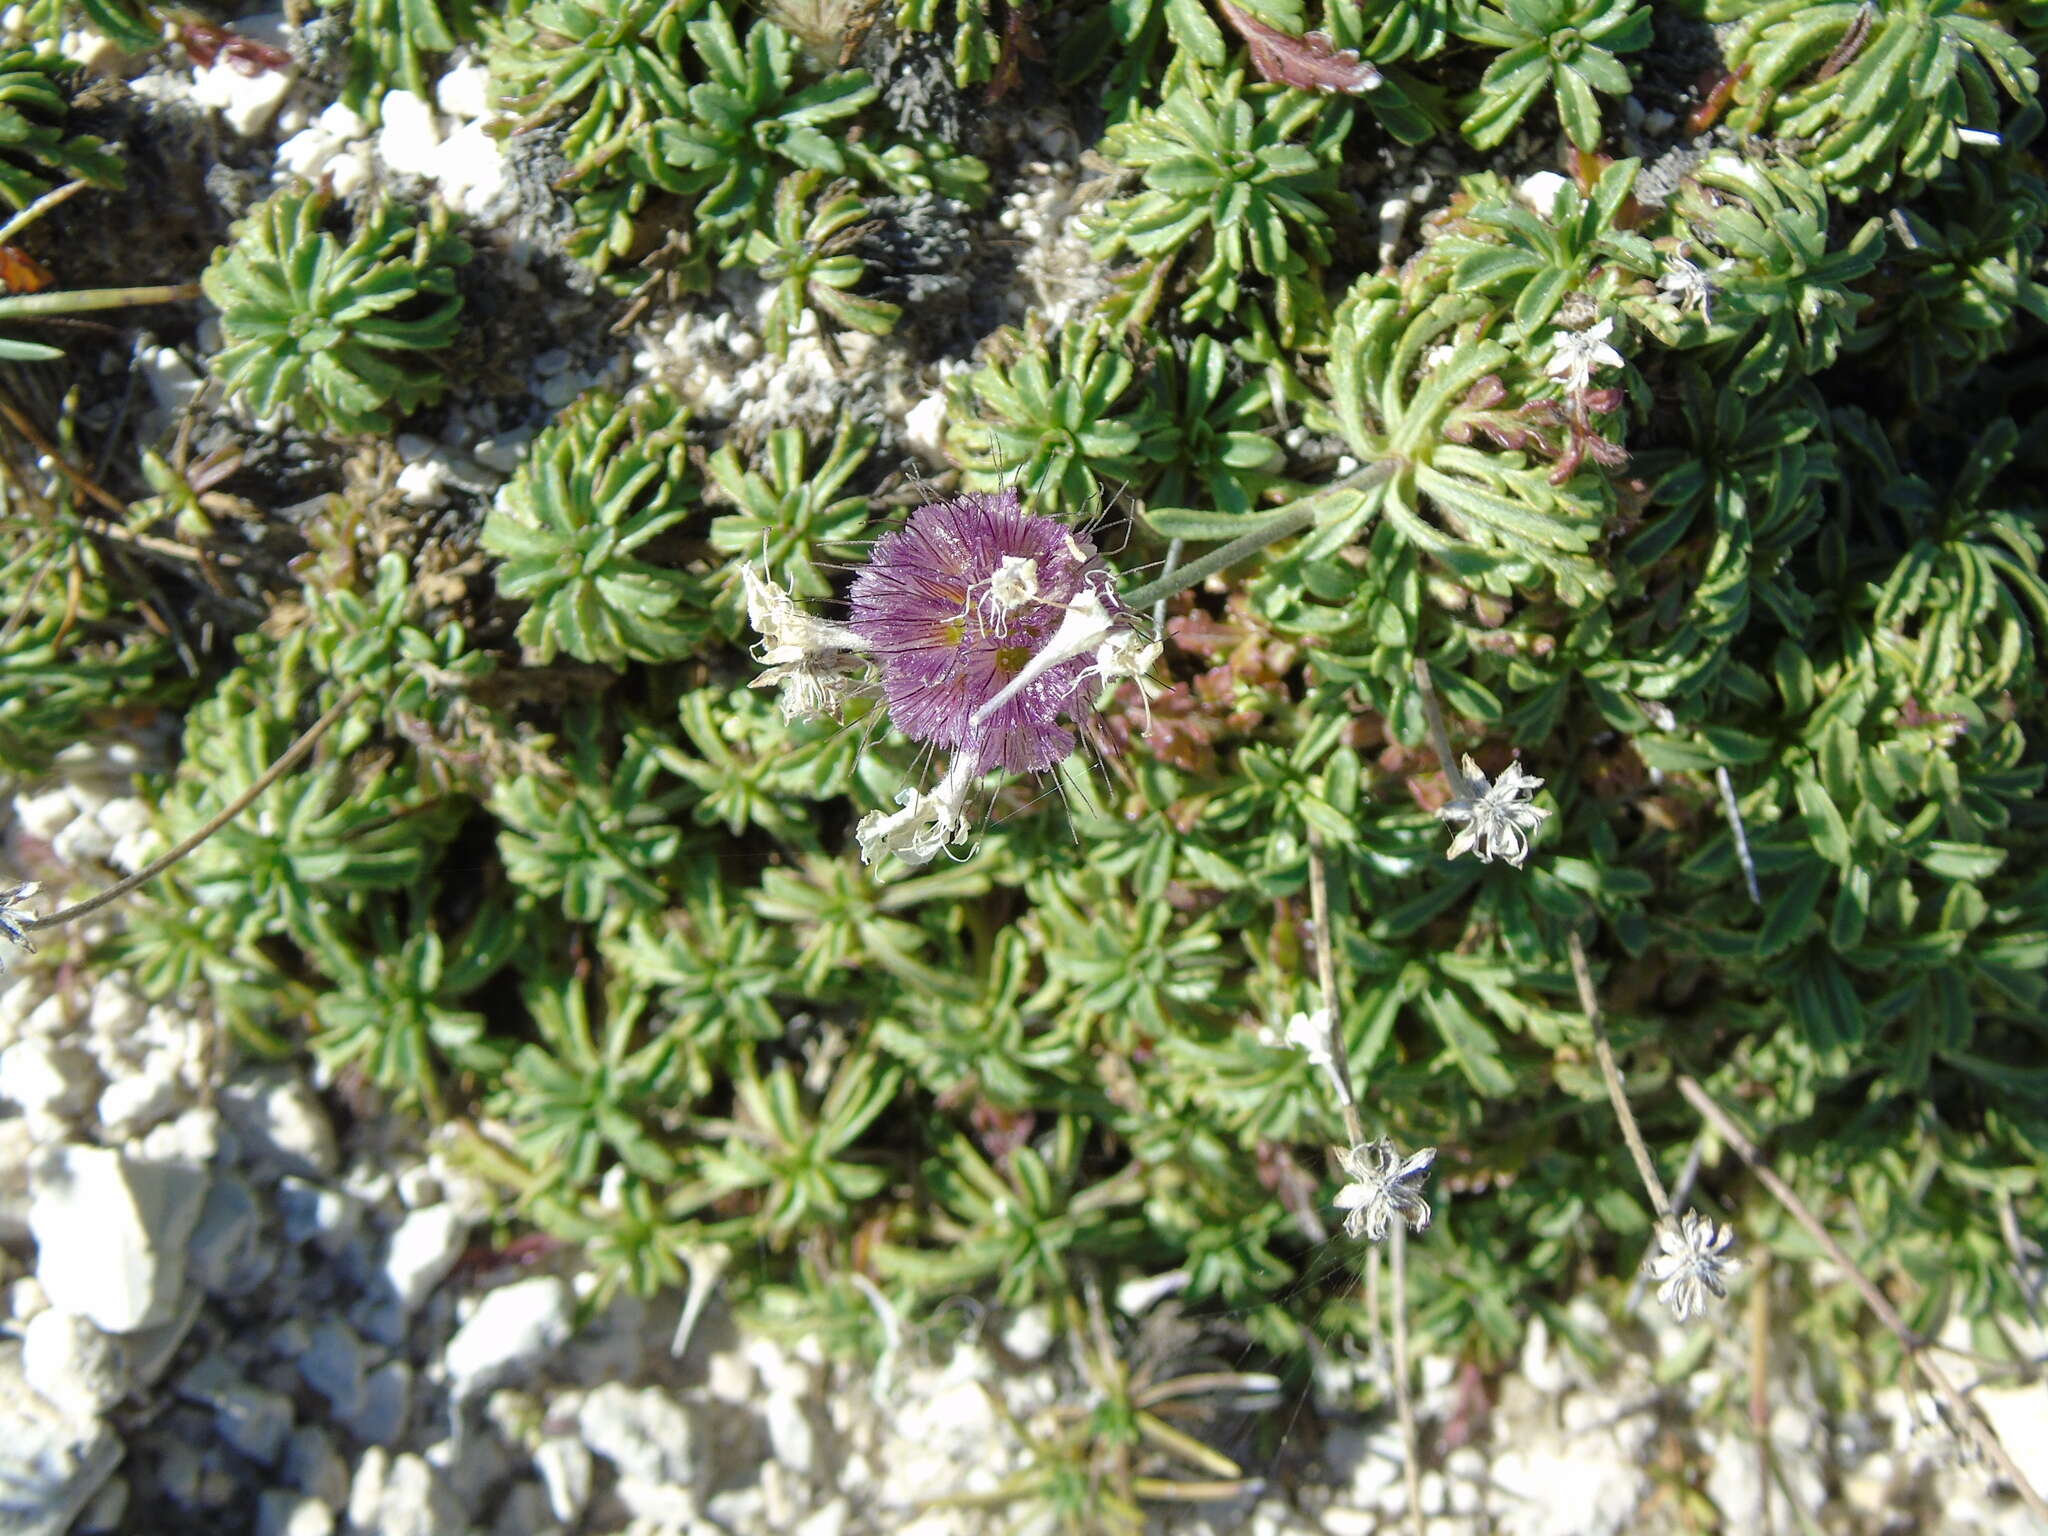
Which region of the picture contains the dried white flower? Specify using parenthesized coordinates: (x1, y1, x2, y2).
(970, 584, 1120, 726)
(740, 562, 863, 659)
(1657, 244, 1716, 320)
(751, 649, 871, 723)
(740, 562, 872, 722)
(1334, 1137, 1436, 1243)
(1544, 317, 1625, 394)
(1648, 1209, 1740, 1323)
(0, 880, 40, 972)
(855, 757, 979, 867)
(1438, 755, 1551, 867)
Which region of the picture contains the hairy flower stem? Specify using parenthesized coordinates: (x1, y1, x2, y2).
(1411, 656, 1473, 800)
(1150, 536, 1183, 636)
(24, 685, 365, 934)
(1677, 1075, 2048, 1523)
(1390, 1223, 1426, 1536)
(1306, 833, 1366, 1148)
(1567, 930, 1672, 1219)
(1119, 461, 1396, 612)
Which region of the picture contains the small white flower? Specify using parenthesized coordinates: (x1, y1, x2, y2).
(1438, 755, 1551, 867)
(1285, 1007, 1353, 1107)
(1283, 1007, 1335, 1069)
(1544, 317, 1625, 394)
(855, 757, 979, 867)
(740, 562, 872, 722)
(1334, 1137, 1437, 1243)
(981, 555, 1040, 633)
(1091, 626, 1160, 690)
(1648, 1209, 1740, 1323)
(0, 880, 40, 972)
(1657, 244, 1716, 320)
(1090, 624, 1165, 725)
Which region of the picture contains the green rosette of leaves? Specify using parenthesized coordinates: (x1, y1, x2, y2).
(202, 186, 470, 437)
(481, 387, 708, 667)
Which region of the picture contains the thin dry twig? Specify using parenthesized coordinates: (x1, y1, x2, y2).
(1411, 656, 1472, 799)
(1390, 1221, 1426, 1536)
(1717, 765, 1763, 906)
(0, 388, 128, 515)
(1677, 1075, 2048, 1524)
(1748, 1250, 1773, 1536)
(25, 684, 365, 933)
(1567, 929, 1671, 1218)
(1307, 830, 1366, 1149)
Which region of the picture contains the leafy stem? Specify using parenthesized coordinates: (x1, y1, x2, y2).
(1120, 460, 1396, 610)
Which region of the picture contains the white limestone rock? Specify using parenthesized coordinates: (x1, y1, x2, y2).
(221, 1075, 337, 1177)
(0, 1038, 99, 1122)
(190, 51, 294, 138)
(384, 1203, 468, 1314)
(445, 1275, 575, 1398)
(533, 1437, 592, 1524)
(376, 89, 444, 179)
(577, 1381, 698, 1489)
(0, 1343, 124, 1536)
(435, 57, 492, 120)
(255, 1490, 336, 1536)
(21, 1308, 129, 1416)
(96, 1055, 189, 1141)
(28, 1144, 207, 1333)
(15, 785, 79, 841)
(282, 1425, 350, 1510)
(347, 1448, 462, 1536)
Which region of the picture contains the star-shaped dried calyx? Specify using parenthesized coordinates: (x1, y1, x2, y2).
(1334, 1137, 1437, 1243)
(1648, 1208, 1740, 1323)
(0, 880, 41, 973)
(1438, 755, 1551, 867)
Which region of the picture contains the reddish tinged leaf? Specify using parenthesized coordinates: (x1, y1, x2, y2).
(180, 21, 293, 77)
(987, 2, 1044, 104)
(1686, 62, 1748, 135)
(1215, 1, 1381, 94)
(971, 1100, 1037, 1163)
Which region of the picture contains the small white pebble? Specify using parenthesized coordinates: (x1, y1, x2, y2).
(435, 58, 493, 121)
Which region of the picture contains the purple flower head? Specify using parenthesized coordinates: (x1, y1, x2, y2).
(848, 491, 1127, 775)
